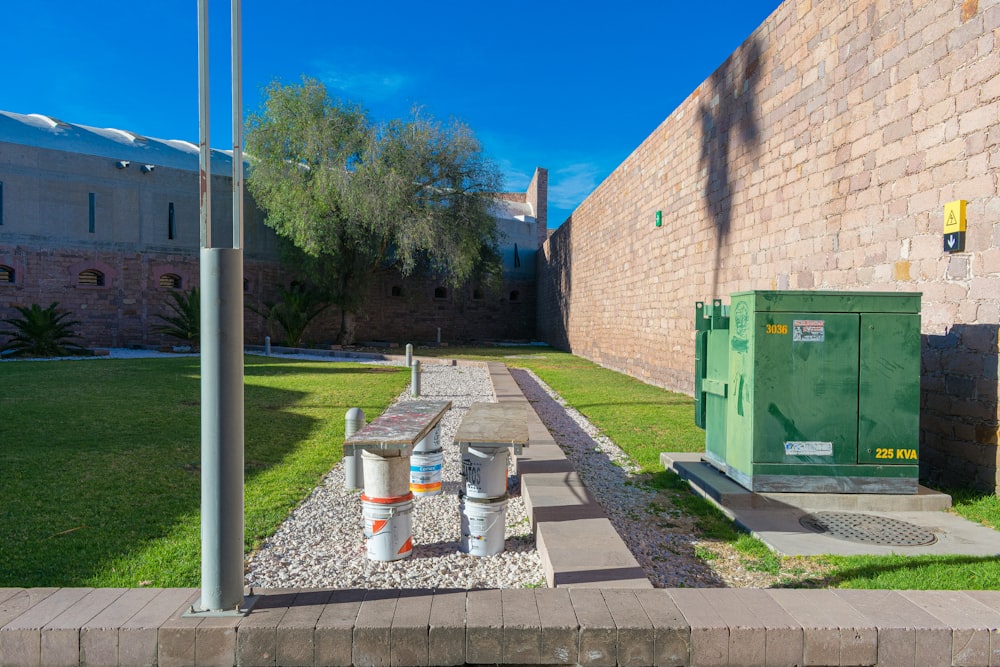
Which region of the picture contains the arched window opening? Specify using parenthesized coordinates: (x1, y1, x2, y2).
(472, 287, 484, 300)
(391, 285, 403, 297)
(159, 273, 182, 289)
(509, 290, 520, 302)
(434, 287, 447, 299)
(78, 269, 105, 287)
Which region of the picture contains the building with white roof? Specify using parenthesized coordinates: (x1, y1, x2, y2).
(0, 110, 546, 347)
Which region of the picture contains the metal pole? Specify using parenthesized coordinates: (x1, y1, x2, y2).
(197, 0, 211, 249)
(343, 408, 366, 490)
(191, 0, 250, 616)
(231, 0, 244, 250)
(264, 335, 271, 356)
(411, 360, 421, 397)
(405, 343, 413, 367)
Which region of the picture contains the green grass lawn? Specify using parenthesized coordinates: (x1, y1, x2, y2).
(0, 355, 408, 587)
(3, 345, 998, 590)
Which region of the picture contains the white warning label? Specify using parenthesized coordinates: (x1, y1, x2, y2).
(793, 320, 825, 342)
(784, 441, 833, 456)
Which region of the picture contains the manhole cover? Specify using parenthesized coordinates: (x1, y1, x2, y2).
(799, 511, 937, 546)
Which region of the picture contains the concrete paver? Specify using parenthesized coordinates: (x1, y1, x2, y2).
(0, 587, 90, 667)
(234, 589, 296, 667)
(390, 589, 432, 667)
(634, 589, 690, 667)
(466, 589, 503, 665)
(42, 587, 126, 667)
(537, 519, 651, 588)
(535, 588, 578, 665)
(732, 589, 802, 667)
(119, 588, 198, 667)
(314, 589, 365, 667)
(80, 587, 161, 666)
(670, 588, 729, 667)
(602, 590, 654, 667)
(900, 590, 1000, 667)
(699, 589, 767, 667)
(501, 588, 541, 665)
(836, 589, 952, 667)
(768, 589, 877, 667)
(569, 588, 616, 667)
(276, 589, 334, 667)
(427, 590, 465, 666)
(353, 589, 398, 667)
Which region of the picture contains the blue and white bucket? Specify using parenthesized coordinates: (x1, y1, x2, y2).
(410, 449, 444, 497)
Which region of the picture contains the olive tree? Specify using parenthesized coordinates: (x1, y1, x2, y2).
(245, 78, 503, 343)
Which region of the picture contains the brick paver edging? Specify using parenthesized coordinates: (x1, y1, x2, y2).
(4, 363, 1000, 666)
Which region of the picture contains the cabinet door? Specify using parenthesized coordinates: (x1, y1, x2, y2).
(753, 313, 860, 464)
(857, 313, 921, 464)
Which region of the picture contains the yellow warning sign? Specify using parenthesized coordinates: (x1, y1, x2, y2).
(944, 200, 967, 234)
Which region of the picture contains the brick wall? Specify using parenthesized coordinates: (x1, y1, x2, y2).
(538, 0, 1000, 492)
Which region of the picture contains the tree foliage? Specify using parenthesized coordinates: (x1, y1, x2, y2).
(245, 78, 504, 342)
(0, 302, 89, 358)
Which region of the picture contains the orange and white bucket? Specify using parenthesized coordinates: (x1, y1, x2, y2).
(360, 492, 414, 561)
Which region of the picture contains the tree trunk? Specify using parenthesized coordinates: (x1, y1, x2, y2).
(338, 309, 357, 345)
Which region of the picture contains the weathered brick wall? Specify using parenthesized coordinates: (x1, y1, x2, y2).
(538, 0, 1000, 492)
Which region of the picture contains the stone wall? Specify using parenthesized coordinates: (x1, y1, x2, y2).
(538, 0, 1000, 492)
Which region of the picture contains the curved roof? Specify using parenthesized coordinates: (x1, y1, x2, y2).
(0, 110, 239, 175)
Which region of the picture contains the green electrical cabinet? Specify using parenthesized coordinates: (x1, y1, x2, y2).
(695, 290, 921, 494)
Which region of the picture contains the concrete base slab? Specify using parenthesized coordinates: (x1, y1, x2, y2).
(662, 451, 1000, 557)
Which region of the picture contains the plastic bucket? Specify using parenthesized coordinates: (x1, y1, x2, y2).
(459, 493, 508, 556)
(361, 492, 414, 561)
(410, 449, 444, 497)
(361, 449, 410, 498)
(461, 445, 508, 499)
(413, 425, 441, 454)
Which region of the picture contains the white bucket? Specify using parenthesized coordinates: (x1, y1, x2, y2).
(410, 449, 444, 497)
(361, 449, 410, 499)
(413, 425, 441, 453)
(459, 493, 508, 556)
(461, 445, 508, 499)
(361, 492, 414, 561)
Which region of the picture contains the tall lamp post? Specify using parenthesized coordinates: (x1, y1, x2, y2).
(187, 0, 255, 616)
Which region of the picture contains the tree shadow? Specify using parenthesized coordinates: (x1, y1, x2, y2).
(537, 214, 573, 350)
(699, 37, 763, 299)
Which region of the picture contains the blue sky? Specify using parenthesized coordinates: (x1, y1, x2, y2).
(2, 1, 781, 227)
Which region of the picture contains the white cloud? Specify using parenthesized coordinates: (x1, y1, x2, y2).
(549, 162, 603, 210)
(315, 63, 413, 103)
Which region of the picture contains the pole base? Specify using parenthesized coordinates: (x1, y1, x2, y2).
(183, 594, 259, 618)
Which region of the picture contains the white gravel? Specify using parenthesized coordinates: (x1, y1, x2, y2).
(244, 360, 546, 590)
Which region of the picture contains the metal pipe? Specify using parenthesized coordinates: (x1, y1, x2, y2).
(197, 0, 211, 249)
(231, 0, 244, 250)
(264, 335, 271, 356)
(405, 343, 413, 366)
(343, 408, 366, 490)
(411, 359, 421, 397)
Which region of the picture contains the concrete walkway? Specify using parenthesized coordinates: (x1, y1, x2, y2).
(4, 362, 1000, 666)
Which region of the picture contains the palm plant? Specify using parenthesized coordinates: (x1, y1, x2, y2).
(0, 302, 89, 357)
(270, 283, 331, 347)
(152, 288, 200, 344)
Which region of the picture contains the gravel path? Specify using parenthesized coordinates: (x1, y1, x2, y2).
(244, 362, 545, 590)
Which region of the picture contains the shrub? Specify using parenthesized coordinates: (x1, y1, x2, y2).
(0, 302, 89, 358)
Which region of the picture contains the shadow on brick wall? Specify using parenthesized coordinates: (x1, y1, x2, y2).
(920, 324, 1000, 494)
(699, 36, 762, 298)
(538, 215, 573, 349)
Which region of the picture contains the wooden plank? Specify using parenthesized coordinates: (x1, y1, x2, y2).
(454, 403, 529, 448)
(344, 400, 451, 453)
